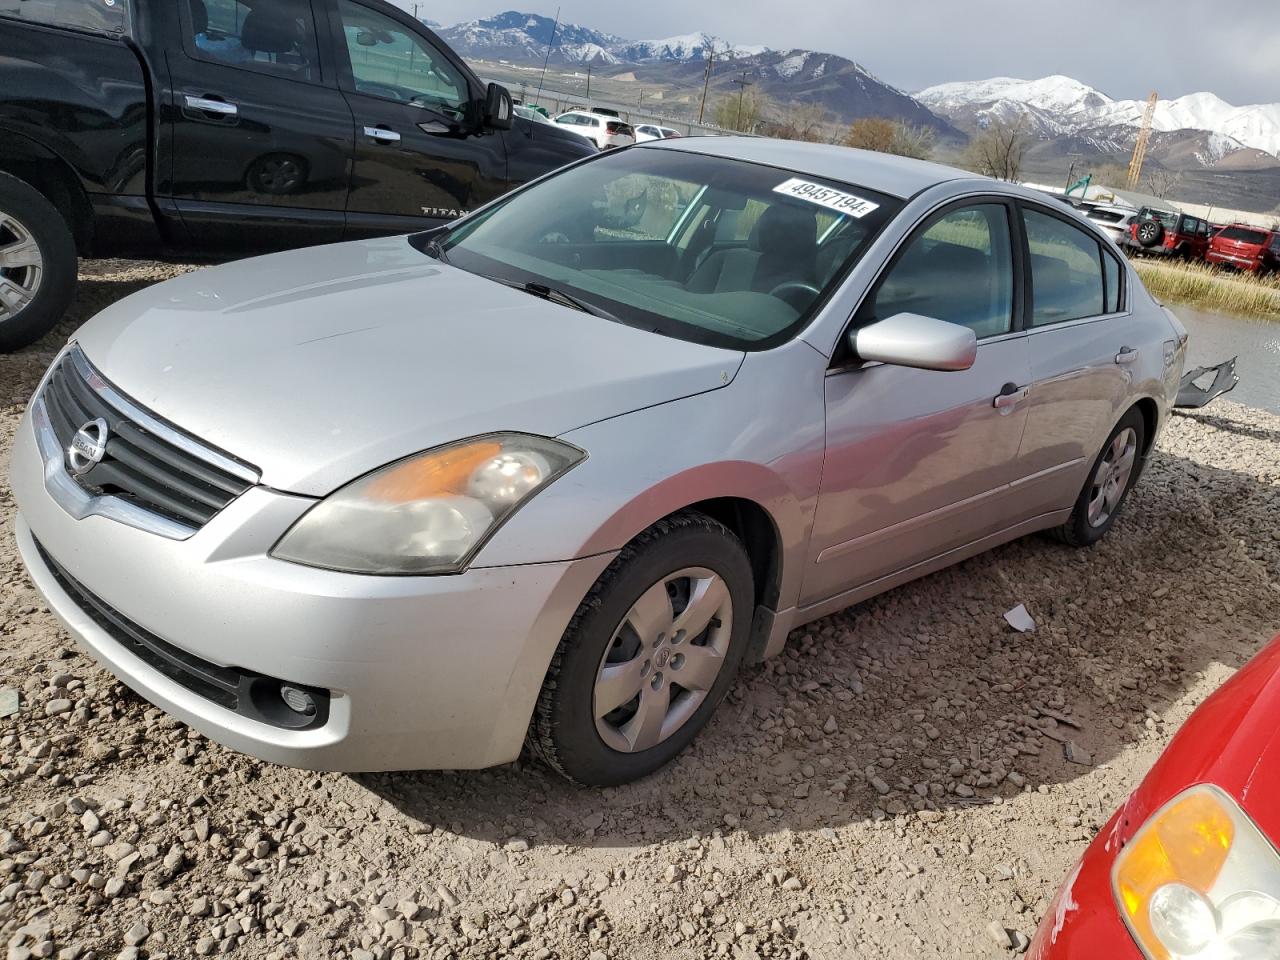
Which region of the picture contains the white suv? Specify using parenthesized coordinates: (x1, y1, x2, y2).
(553, 111, 636, 150)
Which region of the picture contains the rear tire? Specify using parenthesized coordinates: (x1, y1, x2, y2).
(1054, 408, 1146, 547)
(0, 173, 78, 352)
(530, 511, 754, 786)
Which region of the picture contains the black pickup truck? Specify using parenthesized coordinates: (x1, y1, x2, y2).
(0, 0, 597, 350)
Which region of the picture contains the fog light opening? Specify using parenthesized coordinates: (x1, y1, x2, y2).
(279, 684, 317, 717)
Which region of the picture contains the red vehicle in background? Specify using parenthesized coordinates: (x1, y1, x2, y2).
(1030, 634, 1280, 959)
(1120, 207, 1213, 260)
(1205, 224, 1278, 274)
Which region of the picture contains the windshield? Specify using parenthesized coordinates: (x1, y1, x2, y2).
(1218, 226, 1268, 245)
(434, 148, 901, 349)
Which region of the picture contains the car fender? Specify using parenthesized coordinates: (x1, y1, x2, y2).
(472, 340, 829, 619)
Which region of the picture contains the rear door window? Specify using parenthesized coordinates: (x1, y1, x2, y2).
(184, 0, 321, 82)
(1024, 208, 1106, 326)
(0, 0, 130, 36)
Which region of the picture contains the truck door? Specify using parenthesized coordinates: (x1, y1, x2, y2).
(326, 0, 510, 237)
(163, 0, 354, 254)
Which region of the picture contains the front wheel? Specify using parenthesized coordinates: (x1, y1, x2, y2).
(530, 511, 754, 786)
(0, 173, 78, 352)
(1054, 408, 1145, 547)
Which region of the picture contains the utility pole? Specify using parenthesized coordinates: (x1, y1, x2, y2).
(534, 7, 560, 108)
(697, 43, 716, 125)
(732, 71, 753, 132)
(586, 61, 592, 100)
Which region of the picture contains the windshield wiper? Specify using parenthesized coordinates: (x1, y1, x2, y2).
(424, 237, 451, 264)
(486, 276, 619, 321)
(524, 282, 619, 321)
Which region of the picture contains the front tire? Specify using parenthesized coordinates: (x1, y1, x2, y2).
(530, 511, 754, 786)
(1054, 408, 1145, 547)
(0, 173, 78, 352)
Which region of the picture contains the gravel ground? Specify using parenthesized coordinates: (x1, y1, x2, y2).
(1, 260, 1278, 960)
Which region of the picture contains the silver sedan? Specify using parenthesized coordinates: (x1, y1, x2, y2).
(11, 138, 1187, 785)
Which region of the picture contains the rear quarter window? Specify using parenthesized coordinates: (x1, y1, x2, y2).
(0, 0, 130, 36)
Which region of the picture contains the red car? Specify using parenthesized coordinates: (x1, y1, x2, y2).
(1205, 224, 1278, 275)
(1030, 634, 1280, 959)
(1120, 208, 1213, 260)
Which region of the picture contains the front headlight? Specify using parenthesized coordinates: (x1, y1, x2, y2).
(271, 433, 584, 575)
(1113, 784, 1280, 959)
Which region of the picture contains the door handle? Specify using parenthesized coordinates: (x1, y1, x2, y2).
(184, 95, 238, 117)
(364, 125, 402, 143)
(993, 383, 1030, 410)
(1115, 347, 1139, 365)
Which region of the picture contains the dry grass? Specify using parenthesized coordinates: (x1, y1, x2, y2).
(1133, 259, 1280, 319)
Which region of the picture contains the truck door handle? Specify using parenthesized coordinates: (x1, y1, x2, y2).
(184, 95, 238, 118)
(364, 125, 402, 143)
(1115, 347, 1139, 365)
(993, 383, 1030, 411)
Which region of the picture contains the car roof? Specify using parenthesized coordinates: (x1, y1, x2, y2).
(640, 137, 982, 199)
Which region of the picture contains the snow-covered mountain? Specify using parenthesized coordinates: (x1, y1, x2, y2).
(918, 76, 1280, 160)
(438, 13, 765, 66)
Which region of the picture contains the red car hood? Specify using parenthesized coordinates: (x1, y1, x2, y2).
(1115, 636, 1280, 844)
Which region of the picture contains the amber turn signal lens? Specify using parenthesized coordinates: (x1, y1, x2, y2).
(1113, 788, 1235, 960)
(363, 441, 502, 503)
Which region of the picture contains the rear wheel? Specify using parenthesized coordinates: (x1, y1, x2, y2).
(530, 511, 754, 786)
(1054, 408, 1145, 547)
(0, 173, 78, 352)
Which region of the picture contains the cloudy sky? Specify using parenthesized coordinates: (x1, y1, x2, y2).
(395, 0, 1278, 105)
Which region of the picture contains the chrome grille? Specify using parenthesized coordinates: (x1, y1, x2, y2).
(37, 346, 258, 532)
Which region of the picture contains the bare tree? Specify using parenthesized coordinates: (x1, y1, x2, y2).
(843, 117, 897, 153)
(1144, 169, 1184, 199)
(773, 103, 832, 142)
(712, 88, 769, 133)
(963, 120, 1030, 181)
(842, 118, 936, 159)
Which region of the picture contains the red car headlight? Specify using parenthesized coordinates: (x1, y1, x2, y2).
(1112, 785, 1280, 959)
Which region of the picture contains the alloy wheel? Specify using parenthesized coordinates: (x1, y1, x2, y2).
(592, 567, 733, 754)
(1087, 427, 1139, 528)
(0, 211, 43, 323)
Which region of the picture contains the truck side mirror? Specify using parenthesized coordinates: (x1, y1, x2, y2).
(484, 83, 513, 131)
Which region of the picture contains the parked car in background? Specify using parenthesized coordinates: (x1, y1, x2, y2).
(1083, 204, 1138, 246)
(515, 104, 595, 145)
(1030, 633, 1280, 959)
(11, 139, 1184, 786)
(554, 111, 637, 150)
(1205, 223, 1277, 274)
(1120, 207, 1212, 260)
(634, 124, 684, 142)
(0, 0, 595, 351)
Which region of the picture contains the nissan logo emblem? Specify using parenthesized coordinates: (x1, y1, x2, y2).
(67, 418, 110, 476)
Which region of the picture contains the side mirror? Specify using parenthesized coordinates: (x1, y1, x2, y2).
(851, 312, 977, 372)
(484, 83, 513, 131)
(355, 30, 377, 46)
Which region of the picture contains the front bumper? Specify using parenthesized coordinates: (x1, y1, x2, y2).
(1029, 809, 1142, 959)
(11, 409, 613, 771)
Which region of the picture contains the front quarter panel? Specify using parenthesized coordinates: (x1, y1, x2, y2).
(472, 341, 828, 615)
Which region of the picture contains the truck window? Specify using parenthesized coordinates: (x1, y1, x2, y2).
(0, 0, 130, 37)
(184, 0, 320, 82)
(337, 1, 468, 120)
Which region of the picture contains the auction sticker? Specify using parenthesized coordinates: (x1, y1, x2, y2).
(773, 178, 879, 218)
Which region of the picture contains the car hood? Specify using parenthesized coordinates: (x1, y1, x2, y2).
(74, 237, 744, 495)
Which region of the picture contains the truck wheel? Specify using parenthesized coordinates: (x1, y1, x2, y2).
(0, 173, 78, 352)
